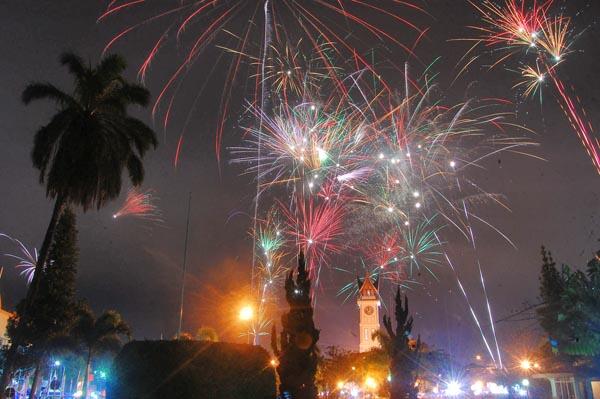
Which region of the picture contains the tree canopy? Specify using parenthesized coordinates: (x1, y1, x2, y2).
(537, 247, 600, 360)
(24, 52, 157, 211)
(8, 208, 80, 353)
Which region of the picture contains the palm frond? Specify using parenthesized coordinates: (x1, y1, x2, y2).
(113, 83, 150, 107)
(22, 83, 75, 107)
(127, 155, 144, 187)
(96, 54, 127, 81)
(59, 52, 87, 81)
(31, 110, 73, 179)
(124, 117, 158, 155)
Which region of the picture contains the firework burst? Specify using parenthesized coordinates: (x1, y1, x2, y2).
(0, 233, 41, 284)
(280, 196, 345, 283)
(234, 68, 537, 299)
(246, 209, 291, 342)
(100, 0, 427, 161)
(112, 188, 164, 223)
(461, 0, 599, 174)
(513, 64, 546, 99)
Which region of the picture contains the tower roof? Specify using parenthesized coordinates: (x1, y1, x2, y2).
(358, 273, 378, 298)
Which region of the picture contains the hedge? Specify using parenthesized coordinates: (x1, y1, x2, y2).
(108, 340, 276, 399)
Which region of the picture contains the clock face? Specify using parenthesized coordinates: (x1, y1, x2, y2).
(364, 305, 374, 315)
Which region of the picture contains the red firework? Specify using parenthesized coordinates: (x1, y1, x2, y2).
(100, 0, 428, 162)
(463, 0, 600, 174)
(112, 188, 163, 222)
(279, 197, 345, 281)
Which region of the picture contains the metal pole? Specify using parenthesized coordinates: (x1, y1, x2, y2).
(177, 192, 192, 339)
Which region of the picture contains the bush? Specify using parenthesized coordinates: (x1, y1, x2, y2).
(108, 340, 276, 399)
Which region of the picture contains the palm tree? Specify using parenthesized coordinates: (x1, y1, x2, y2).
(73, 307, 130, 399)
(0, 52, 157, 397)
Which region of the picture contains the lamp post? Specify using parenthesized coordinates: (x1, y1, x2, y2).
(239, 304, 255, 344)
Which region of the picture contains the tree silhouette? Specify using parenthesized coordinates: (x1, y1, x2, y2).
(1, 52, 157, 398)
(196, 327, 219, 342)
(537, 247, 600, 358)
(7, 208, 80, 399)
(379, 288, 421, 399)
(271, 251, 320, 399)
(72, 307, 130, 399)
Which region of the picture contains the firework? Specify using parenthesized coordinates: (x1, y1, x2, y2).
(230, 99, 369, 193)
(230, 57, 539, 352)
(247, 210, 290, 341)
(234, 68, 537, 286)
(513, 64, 546, 99)
(0, 233, 40, 284)
(112, 188, 163, 223)
(103, 1, 540, 355)
(462, 0, 599, 174)
(280, 196, 346, 283)
(100, 0, 427, 160)
(253, 210, 289, 293)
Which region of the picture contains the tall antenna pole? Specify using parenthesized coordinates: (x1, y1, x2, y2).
(177, 192, 192, 339)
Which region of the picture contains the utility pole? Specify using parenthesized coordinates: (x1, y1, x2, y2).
(177, 192, 192, 339)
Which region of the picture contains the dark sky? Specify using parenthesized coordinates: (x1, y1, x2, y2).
(1, 0, 599, 364)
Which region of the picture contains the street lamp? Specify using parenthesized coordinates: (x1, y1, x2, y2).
(445, 381, 462, 397)
(364, 376, 378, 391)
(520, 359, 532, 370)
(239, 305, 254, 321)
(239, 304, 258, 345)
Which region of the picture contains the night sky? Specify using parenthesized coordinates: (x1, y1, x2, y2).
(1, 1, 600, 364)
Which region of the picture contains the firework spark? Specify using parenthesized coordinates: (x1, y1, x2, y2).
(112, 188, 163, 223)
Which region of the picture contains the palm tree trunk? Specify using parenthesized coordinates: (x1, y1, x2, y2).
(0, 195, 66, 399)
(82, 349, 92, 399)
(28, 358, 44, 399)
(26, 193, 67, 312)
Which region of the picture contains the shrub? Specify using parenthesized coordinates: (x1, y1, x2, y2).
(108, 340, 276, 399)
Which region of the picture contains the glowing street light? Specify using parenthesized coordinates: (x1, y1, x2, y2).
(520, 359, 532, 370)
(336, 381, 345, 390)
(364, 376, 378, 391)
(239, 305, 254, 321)
(445, 381, 462, 397)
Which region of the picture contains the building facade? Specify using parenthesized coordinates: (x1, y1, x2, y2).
(0, 295, 12, 346)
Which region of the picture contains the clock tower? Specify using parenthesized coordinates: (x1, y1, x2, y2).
(357, 274, 380, 352)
